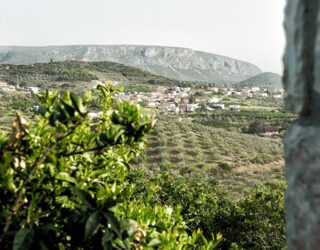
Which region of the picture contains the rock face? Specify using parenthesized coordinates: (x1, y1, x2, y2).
(236, 72, 282, 88)
(0, 45, 262, 83)
(283, 0, 320, 249)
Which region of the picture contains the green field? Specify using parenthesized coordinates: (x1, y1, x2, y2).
(134, 115, 285, 195)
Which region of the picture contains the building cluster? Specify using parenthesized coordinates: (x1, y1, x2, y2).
(1, 78, 285, 115)
(116, 85, 285, 114)
(221, 86, 285, 99)
(0, 82, 40, 94)
(0, 82, 16, 93)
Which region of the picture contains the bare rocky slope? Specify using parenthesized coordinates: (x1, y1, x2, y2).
(0, 45, 262, 84)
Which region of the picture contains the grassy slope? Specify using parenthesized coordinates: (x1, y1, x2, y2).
(236, 72, 282, 88)
(135, 115, 285, 194)
(0, 61, 194, 91)
(0, 93, 37, 133)
(188, 110, 297, 133)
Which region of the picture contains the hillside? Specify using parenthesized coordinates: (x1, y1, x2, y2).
(0, 60, 188, 90)
(135, 115, 284, 194)
(236, 72, 282, 88)
(0, 45, 262, 83)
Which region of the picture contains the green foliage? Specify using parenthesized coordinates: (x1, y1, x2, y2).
(43, 66, 98, 81)
(129, 169, 286, 250)
(0, 84, 219, 249)
(189, 110, 297, 134)
(214, 183, 286, 249)
(0, 61, 189, 89)
(139, 114, 284, 194)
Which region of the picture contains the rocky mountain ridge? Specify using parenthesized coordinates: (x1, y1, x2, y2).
(0, 45, 262, 84)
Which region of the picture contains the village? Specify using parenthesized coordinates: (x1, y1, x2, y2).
(0, 80, 285, 114)
(116, 84, 285, 113)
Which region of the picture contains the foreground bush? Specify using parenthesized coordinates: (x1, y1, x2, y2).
(129, 169, 286, 249)
(0, 84, 220, 249)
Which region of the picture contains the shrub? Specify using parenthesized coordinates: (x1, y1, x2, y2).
(129, 170, 286, 250)
(213, 183, 286, 249)
(0, 84, 220, 249)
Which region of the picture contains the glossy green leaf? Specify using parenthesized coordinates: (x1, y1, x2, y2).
(103, 212, 121, 238)
(84, 211, 100, 241)
(147, 238, 161, 247)
(72, 186, 96, 210)
(56, 172, 76, 184)
(13, 228, 34, 250)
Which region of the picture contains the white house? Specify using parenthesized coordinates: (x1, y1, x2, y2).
(28, 87, 40, 94)
(186, 104, 199, 112)
(208, 97, 221, 103)
(273, 94, 283, 99)
(229, 105, 241, 111)
(251, 87, 260, 92)
(209, 87, 219, 93)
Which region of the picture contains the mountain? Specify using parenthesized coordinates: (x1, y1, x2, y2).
(0, 45, 262, 84)
(236, 72, 282, 88)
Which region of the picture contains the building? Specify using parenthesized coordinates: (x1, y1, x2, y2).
(229, 105, 241, 111)
(186, 104, 199, 112)
(273, 94, 283, 99)
(0, 82, 16, 92)
(251, 87, 260, 92)
(28, 87, 40, 94)
(209, 87, 219, 93)
(208, 97, 221, 103)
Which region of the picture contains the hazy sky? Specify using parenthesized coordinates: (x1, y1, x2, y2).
(0, 0, 285, 73)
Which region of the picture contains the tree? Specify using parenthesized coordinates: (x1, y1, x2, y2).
(0, 83, 220, 249)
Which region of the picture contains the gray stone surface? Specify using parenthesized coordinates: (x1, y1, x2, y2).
(284, 0, 320, 249)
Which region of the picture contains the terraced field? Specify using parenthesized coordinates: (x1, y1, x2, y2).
(0, 92, 287, 195)
(137, 115, 284, 194)
(0, 93, 37, 134)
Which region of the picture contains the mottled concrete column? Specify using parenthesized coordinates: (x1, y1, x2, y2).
(283, 0, 320, 249)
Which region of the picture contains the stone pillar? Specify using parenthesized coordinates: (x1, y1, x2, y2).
(283, 0, 320, 249)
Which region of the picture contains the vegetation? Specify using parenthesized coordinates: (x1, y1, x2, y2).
(188, 110, 297, 134)
(0, 93, 37, 134)
(0, 61, 195, 91)
(0, 62, 291, 249)
(0, 96, 288, 194)
(129, 169, 286, 249)
(135, 115, 284, 194)
(0, 84, 221, 249)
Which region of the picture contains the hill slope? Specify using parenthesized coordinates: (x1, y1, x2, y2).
(236, 72, 282, 88)
(0, 60, 186, 89)
(137, 115, 284, 193)
(0, 45, 262, 83)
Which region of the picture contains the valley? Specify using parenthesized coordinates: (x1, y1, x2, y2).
(0, 60, 295, 196)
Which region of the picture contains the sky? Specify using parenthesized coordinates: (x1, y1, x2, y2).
(0, 0, 285, 73)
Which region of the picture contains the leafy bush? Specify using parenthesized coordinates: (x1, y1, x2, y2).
(0, 84, 220, 249)
(213, 183, 286, 249)
(129, 169, 286, 250)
